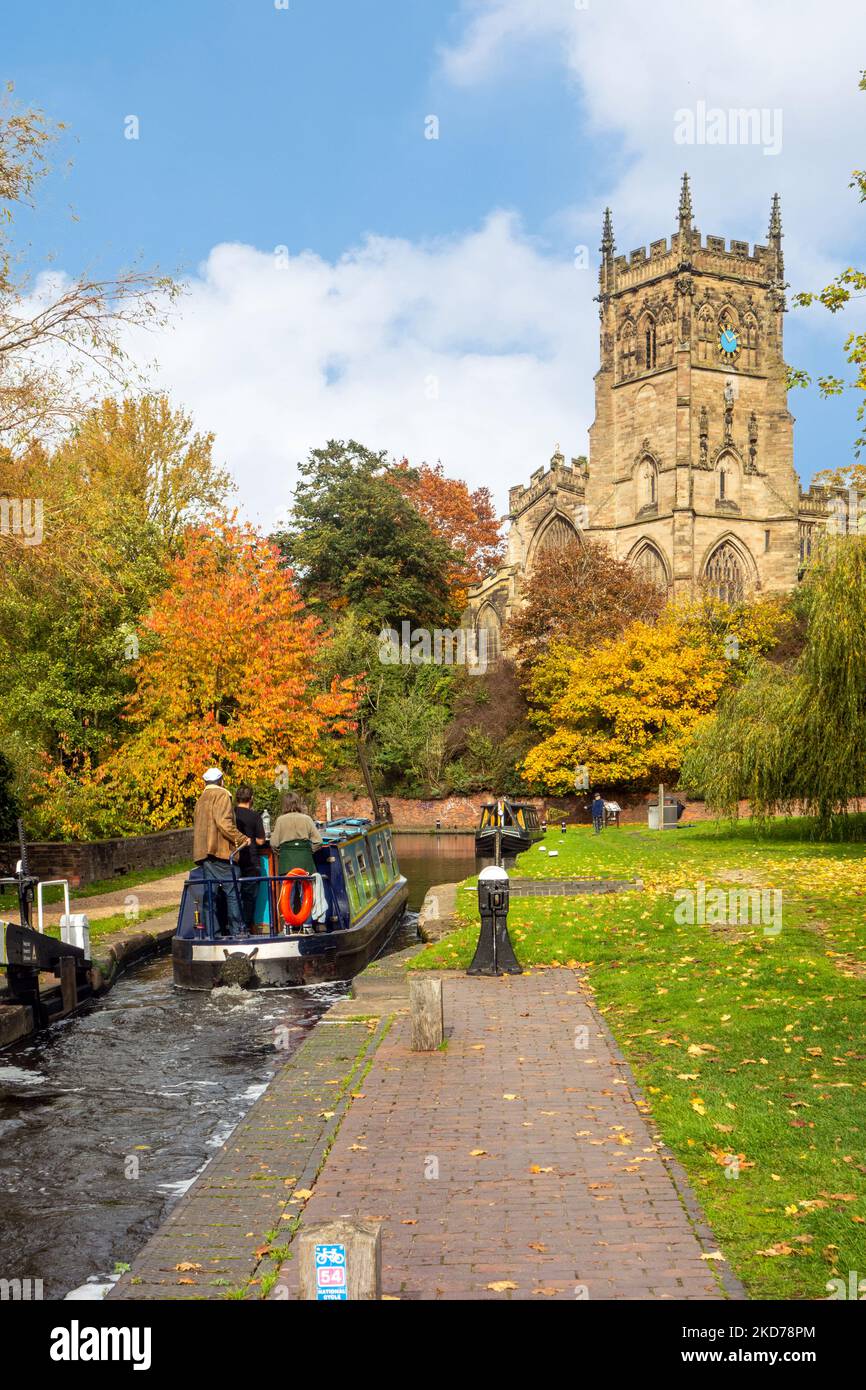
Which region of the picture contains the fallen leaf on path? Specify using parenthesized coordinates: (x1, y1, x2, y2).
(486, 1281, 518, 1292)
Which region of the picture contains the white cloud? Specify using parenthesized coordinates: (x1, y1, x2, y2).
(121, 3, 866, 519)
(442, 0, 866, 287)
(133, 214, 595, 526)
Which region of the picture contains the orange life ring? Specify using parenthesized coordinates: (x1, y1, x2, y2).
(279, 868, 314, 929)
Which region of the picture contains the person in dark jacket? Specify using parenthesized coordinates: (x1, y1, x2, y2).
(234, 784, 267, 928)
(591, 793, 606, 835)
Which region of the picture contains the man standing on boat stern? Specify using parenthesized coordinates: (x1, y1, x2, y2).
(193, 768, 249, 937)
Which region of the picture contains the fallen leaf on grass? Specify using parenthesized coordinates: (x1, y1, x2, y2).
(756, 1243, 796, 1257)
(701, 1252, 725, 1261)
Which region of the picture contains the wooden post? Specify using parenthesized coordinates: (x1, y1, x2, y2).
(297, 1218, 381, 1300)
(409, 976, 444, 1051)
(658, 782, 665, 832)
(59, 957, 77, 1015)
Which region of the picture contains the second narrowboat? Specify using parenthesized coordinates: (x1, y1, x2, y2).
(474, 798, 545, 858)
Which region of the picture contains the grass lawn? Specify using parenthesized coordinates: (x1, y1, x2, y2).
(410, 817, 866, 1300)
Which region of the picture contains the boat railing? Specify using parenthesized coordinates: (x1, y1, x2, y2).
(186, 871, 318, 942)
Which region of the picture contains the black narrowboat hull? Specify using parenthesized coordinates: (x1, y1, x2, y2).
(172, 877, 408, 990)
(474, 827, 542, 858)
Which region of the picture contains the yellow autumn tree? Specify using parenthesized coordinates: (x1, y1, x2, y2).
(521, 598, 785, 792)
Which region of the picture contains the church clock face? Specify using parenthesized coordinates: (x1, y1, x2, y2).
(719, 326, 739, 360)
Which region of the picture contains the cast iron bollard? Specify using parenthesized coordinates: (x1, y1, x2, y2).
(467, 865, 522, 976)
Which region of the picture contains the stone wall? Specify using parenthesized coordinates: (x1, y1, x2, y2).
(0, 828, 193, 888)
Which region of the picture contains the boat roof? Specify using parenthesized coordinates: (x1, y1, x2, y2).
(479, 799, 536, 809)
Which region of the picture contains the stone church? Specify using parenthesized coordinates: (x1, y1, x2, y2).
(465, 176, 859, 659)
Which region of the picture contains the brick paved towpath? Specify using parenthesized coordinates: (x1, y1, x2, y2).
(274, 970, 742, 1301)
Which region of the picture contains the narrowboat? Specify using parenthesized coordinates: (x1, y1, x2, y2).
(474, 798, 545, 859)
(172, 819, 408, 990)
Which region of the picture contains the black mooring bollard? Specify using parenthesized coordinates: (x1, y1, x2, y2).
(467, 865, 522, 976)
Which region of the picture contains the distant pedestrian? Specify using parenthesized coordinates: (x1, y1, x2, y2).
(591, 793, 605, 835)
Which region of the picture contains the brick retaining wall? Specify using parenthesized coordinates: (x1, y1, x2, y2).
(321, 790, 736, 829)
(0, 828, 193, 888)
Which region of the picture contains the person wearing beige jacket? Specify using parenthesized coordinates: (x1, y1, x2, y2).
(193, 768, 249, 937)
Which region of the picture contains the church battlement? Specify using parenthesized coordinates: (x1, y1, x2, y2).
(508, 450, 587, 517)
(609, 231, 776, 293)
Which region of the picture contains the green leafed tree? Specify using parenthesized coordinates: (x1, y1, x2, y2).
(788, 71, 866, 464)
(275, 441, 458, 630)
(0, 394, 232, 789)
(681, 534, 866, 836)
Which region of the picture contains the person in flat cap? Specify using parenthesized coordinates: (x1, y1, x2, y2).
(193, 768, 249, 936)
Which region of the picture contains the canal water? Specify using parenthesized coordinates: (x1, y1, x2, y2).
(0, 834, 476, 1300)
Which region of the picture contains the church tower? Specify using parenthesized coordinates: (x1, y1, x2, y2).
(587, 175, 799, 598)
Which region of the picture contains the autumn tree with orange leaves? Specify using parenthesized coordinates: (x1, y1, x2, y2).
(392, 459, 503, 608)
(99, 522, 358, 830)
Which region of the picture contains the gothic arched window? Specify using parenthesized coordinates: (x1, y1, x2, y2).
(620, 322, 637, 379)
(657, 307, 674, 366)
(742, 314, 759, 370)
(705, 542, 745, 604)
(641, 314, 657, 371)
(535, 514, 579, 556)
(698, 306, 715, 363)
(631, 542, 668, 592)
(476, 605, 501, 665)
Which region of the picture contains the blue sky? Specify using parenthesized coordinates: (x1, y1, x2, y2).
(5, 0, 866, 517)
